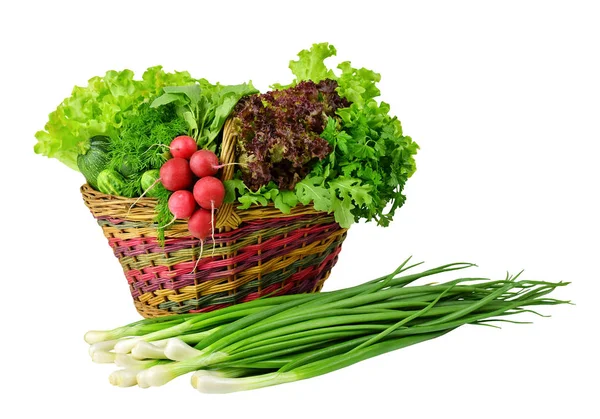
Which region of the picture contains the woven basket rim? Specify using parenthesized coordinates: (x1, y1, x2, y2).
(80, 118, 333, 229)
(81, 183, 332, 227)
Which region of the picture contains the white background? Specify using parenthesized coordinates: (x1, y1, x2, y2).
(1, 0, 598, 417)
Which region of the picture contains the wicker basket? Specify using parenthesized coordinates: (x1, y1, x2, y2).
(81, 119, 348, 318)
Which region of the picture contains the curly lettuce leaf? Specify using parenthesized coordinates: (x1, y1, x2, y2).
(35, 66, 198, 171)
(223, 180, 280, 210)
(274, 190, 299, 214)
(289, 43, 338, 83)
(230, 80, 346, 191)
(336, 62, 381, 108)
(228, 43, 419, 228)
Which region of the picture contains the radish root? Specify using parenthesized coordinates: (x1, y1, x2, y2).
(192, 240, 204, 274)
(128, 178, 161, 215)
(161, 216, 177, 229)
(211, 200, 216, 257)
(212, 162, 248, 170)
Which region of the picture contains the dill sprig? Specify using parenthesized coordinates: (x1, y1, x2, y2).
(154, 187, 173, 245)
(108, 103, 189, 197)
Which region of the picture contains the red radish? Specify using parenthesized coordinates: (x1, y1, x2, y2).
(193, 176, 225, 209)
(190, 150, 220, 178)
(170, 136, 198, 160)
(160, 158, 193, 191)
(188, 208, 213, 240)
(168, 190, 196, 219)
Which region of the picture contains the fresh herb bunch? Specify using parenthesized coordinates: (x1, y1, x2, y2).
(231, 79, 349, 191)
(108, 103, 188, 197)
(317, 103, 417, 227)
(225, 43, 419, 228)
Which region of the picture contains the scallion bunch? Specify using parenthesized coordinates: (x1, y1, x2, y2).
(85, 258, 569, 393)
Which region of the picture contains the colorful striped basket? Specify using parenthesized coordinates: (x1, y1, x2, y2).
(81, 119, 348, 318)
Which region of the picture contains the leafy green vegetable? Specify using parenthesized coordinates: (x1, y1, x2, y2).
(290, 43, 337, 82)
(318, 104, 418, 227)
(295, 176, 331, 212)
(224, 179, 279, 209)
(231, 79, 348, 191)
(151, 81, 258, 151)
(274, 43, 338, 88)
(108, 103, 188, 197)
(34, 66, 198, 171)
(274, 190, 299, 214)
(336, 62, 382, 108)
(224, 179, 299, 214)
(154, 186, 174, 244)
(36, 46, 417, 231)
(228, 43, 419, 228)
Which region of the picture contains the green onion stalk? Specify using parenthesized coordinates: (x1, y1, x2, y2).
(84, 258, 570, 393)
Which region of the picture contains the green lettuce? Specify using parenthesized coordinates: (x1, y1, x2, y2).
(289, 43, 338, 83)
(34, 66, 198, 170)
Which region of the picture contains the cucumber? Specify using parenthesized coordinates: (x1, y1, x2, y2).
(77, 136, 111, 189)
(97, 169, 127, 196)
(140, 169, 166, 198)
(118, 156, 137, 177)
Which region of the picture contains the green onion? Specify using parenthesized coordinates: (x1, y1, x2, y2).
(84, 258, 570, 393)
(192, 332, 449, 393)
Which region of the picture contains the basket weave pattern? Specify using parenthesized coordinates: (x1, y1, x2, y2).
(81, 120, 347, 318)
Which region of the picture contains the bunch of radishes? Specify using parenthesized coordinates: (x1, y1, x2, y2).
(160, 135, 226, 242)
